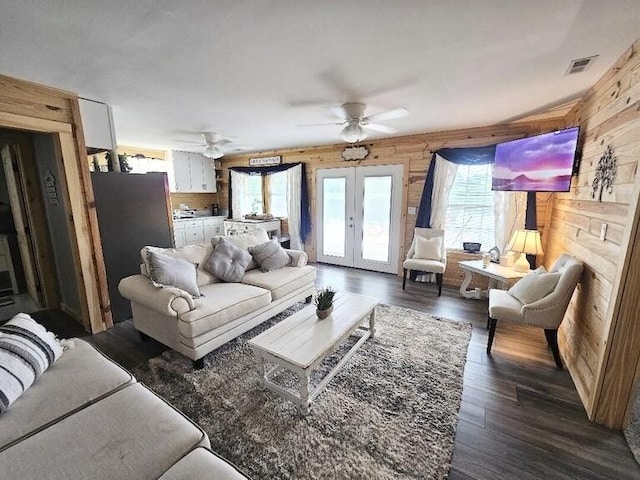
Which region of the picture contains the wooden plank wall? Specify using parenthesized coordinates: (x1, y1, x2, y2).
(220, 119, 564, 285)
(543, 39, 640, 426)
(169, 192, 219, 211)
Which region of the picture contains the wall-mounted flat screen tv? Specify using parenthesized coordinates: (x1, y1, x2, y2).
(492, 126, 580, 192)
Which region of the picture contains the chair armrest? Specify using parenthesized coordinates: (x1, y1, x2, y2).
(284, 249, 308, 267)
(520, 290, 570, 329)
(118, 275, 195, 317)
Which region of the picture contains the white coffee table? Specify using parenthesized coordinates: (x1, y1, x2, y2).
(248, 291, 379, 414)
(458, 259, 527, 299)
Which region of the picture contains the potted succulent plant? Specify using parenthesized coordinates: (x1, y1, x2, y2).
(314, 286, 336, 319)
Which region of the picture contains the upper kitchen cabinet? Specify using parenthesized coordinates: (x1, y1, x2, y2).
(172, 151, 192, 192)
(78, 98, 117, 154)
(170, 151, 217, 193)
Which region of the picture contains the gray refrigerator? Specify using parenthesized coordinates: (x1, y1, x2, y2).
(91, 172, 173, 322)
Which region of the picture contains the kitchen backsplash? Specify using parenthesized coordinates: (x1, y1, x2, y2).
(170, 193, 219, 211)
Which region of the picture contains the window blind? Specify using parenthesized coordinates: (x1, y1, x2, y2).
(445, 163, 495, 250)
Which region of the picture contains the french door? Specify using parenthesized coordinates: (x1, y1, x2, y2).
(316, 165, 403, 274)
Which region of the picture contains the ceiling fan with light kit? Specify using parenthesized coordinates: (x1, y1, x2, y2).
(176, 132, 247, 159)
(301, 102, 409, 143)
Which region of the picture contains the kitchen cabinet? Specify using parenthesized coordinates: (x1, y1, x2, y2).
(173, 217, 226, 247)
(170, 151, 217, 193)
(203, 218, 224, 240)
(78, 98, 117, 153)
(172, 151, 192, 193)
(173, 219, 186, 247)
(184, 226, 204, 245)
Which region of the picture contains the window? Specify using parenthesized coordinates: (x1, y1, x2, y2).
(234, 172, 287, 218)
(445, 163, 494, 250)
(245, 175, 264, 215)
(266, 171, 288, 217)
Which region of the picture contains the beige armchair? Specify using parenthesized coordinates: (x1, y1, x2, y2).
(486, 254, 584, 368)
(402, 228, 446, 296)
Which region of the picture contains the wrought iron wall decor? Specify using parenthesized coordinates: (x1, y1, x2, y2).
(592, 144, 617, 202)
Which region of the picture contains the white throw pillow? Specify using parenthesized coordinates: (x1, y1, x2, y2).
(414, 236, 442, 260)
(0, 313, 64, 414)
(508, 271, 561, 305)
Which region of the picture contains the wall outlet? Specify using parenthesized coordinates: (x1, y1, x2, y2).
(408, 206, 417, 215)
(600, 223, 608, 241)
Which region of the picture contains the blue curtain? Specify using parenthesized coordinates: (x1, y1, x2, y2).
(415, 145, 497, 228)
(228, 162, 311, 242)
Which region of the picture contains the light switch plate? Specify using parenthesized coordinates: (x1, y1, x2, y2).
(408, 206, 417, 215)
(600, 223, 608, 241)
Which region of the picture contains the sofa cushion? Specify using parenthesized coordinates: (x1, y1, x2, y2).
(149, 251, 201, 298)
(159, 447, 248, 480)
(0, 338, 133, 450)
(489, 289, 525, 322)
(178, 283, 272, 338)
(241, 265, 317, 300)
(403, 258, 446, 274)
(211, 229, 270, 271)
(249, 239, 291, 272)
(142, 244, 219, 287)
(0, 383, 209, 480)
(203, 238, 252, 283)
(0, 313, 64, 415)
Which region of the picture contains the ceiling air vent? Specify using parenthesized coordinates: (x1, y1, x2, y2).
(566, 55, 598, 75)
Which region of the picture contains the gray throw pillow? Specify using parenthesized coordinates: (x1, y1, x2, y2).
(249, 239, 291, 272)
(203, 237, 252, 282)
(148, 251, 201, 298)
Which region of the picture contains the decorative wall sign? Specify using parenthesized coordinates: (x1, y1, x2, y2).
(341, 145, 369, 161)
(591, 144, 617, 202)
(43, 170, 59, 206)
(249, 155, 281, 166)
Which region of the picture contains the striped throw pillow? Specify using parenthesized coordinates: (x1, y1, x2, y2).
(0, 313, 63, 414)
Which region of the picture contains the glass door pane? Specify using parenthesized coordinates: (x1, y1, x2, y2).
(361, 176, 392, 262)
(322, 177, 347, 257)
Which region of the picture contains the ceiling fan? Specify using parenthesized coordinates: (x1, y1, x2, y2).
(302, 102, 409, 143)
(178, 132, 246, 159)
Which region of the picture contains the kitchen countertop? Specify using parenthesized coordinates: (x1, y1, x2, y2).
(224, 218, 280, 223)
(173, 215, 228, 221)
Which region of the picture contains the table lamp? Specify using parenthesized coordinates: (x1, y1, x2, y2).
(507, 229, 543, 273)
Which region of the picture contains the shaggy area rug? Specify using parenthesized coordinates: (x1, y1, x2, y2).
(133, 303, 472, 479)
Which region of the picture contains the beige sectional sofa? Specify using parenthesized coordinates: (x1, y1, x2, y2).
(119, 229, 316, 367)
(0, 338, 246, 479)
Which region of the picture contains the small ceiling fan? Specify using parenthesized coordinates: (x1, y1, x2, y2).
(178, 132, 246, 159)
(301, 102, 409, 143)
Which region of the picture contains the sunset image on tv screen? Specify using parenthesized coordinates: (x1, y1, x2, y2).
(492, 127, 579, 192)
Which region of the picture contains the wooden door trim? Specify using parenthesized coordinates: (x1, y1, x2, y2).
(50, 135, 91, 329)
(0, 111, 73, 134)
(0, 103, 111, 332)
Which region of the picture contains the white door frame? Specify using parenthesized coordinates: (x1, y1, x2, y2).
(316, 164, 403, 274)
(316, 167, 355, 267)
(353, 164, 403, 274)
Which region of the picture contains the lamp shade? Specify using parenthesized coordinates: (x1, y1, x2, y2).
(507, 229, 543, 255)
(341, 122, 367, 143)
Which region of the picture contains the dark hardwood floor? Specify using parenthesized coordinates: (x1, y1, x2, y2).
(26, 263, 640, 479)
